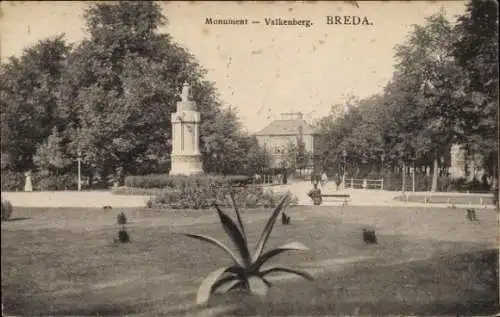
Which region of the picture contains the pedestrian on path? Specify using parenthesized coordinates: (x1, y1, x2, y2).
(334, 173, 342, 191)
(320, 172, 328, 188)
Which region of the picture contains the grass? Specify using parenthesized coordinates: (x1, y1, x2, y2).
(1, 205, 499, 316)
(394, 194, 495, 205)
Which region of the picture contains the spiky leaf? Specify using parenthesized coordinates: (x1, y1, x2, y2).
(229, 189, 246, 240)
(253, 194, 290, 261)
(214, 278, 242, 294)
(248, 276, 269, 297)
(261, 277, 273, 287)
(213, 204, 251, 266)
(196, 266, 233, 305)
(260, 266, 314, 281)
(183, 233, 245, 267)
(251, 241, 309, 270)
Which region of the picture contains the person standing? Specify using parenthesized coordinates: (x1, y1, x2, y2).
(334, 173, 342, 191)
(320, 172, 328, 187)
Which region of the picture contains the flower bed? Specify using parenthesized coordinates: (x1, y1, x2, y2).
(149, 185, 298, 209)
(121, 173, 297, 209)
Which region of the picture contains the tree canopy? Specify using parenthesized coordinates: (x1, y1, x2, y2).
(315, 2, 498, 191)
(0, 1, 268, 188)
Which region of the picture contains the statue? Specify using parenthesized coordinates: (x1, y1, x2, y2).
(24, 170, 33, 192)
(181, 81, 190, 102)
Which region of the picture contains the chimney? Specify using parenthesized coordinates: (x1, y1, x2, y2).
(280, 112, 304, 120)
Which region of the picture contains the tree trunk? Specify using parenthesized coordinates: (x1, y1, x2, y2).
(431, 156, 439, 192)
(402, 162, 406, 193)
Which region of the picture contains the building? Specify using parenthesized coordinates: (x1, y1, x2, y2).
(255, 112, 318, 169)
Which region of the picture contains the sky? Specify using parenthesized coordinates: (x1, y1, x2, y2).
(0, 1, 467, 133)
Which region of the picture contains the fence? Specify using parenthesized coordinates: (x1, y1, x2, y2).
(254, 174, 283, 185)
(344, 178, 384, 190)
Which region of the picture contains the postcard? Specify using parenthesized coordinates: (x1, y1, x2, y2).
(1, 1, 498, 316)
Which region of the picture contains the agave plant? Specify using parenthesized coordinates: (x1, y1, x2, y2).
(183, 192, 313, 305)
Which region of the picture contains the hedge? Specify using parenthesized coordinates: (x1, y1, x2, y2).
(1, 171, 253, 192)
(1, 171, 78, 191)
(149, 185, 298, 209)
(124, 174, 252, 189)
(111, 187, 165, 196)
(1, 171, 24, 191)
(349, 172, 492, 193)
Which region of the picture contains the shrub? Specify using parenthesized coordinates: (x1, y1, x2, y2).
(466, 208, 478, 221)
(150, 184, 298, 210)
(32, 173, 78, 191)
(1, 170, 80, 191)
(183, 193, 313, 305)
(117, 212, 127, 228)
(362, 228, 377, 244)
(1, 171, 24, 191)
(1, 198, 13, 221)
(446, 177, 492, 193)
(124, 174, 253, 190)
(118, 230, 130, 243)
(124, 174, 172, 189)
(115, 212, 130, 243)
(363, 172, 455, 192)
(112, 187, 166, 196)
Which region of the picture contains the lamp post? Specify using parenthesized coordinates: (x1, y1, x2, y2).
(380, 153, 386, 173)
(412, 156, 416, 193)
(342, 150, 347, 190)
(77, 150, 82, 192)
(212, 152, 218, 174)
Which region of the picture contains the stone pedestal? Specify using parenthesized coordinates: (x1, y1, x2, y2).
(169, 82, 203, 176)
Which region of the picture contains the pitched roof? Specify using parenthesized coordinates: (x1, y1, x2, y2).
(255, 119, 317, 136)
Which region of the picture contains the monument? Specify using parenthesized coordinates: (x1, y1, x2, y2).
(449, 143, 485, 181)
(169, 82, 203, 175)
(449, 144, 466, 179)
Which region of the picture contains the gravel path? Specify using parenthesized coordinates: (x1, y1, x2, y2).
(1, 191, 149, 208)
(1, 181, 496, 209)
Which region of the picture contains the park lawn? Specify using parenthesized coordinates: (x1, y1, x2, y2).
(394, 194, 495, 205)
(1, 206, 498, 316)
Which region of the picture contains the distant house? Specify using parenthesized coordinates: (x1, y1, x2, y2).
(255, 112, 318, 169)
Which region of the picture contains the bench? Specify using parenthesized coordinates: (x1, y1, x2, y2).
(321, 194, 351, 206)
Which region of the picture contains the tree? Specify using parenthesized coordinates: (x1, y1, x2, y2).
(315, 102, 364, 176)
(341, 95, 389, 173)
(57, 1, 245, 181)
(453, 0, 499, 178)
(392, 13, 463, 191)
(283, 141, 298, 171)
(295, 125, 310, 174)
(238, 135, 271, 175)
(201, 106, 269, 175)
(313, 4, 497, 192)
(33, 126, 72, 174)
(0, 35, 71, 171)
(57, 2, 183, 182)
